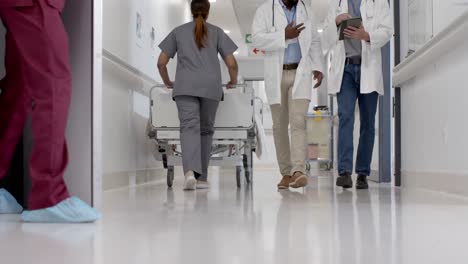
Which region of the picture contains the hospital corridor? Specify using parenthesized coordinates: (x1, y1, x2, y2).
(1, 0, 468, 263)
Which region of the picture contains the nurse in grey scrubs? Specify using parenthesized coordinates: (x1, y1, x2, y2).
(157, 0, 239, 191)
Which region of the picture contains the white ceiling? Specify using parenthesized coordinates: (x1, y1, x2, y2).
(204, 0, 246, 53)
(232, 0, 265, 38)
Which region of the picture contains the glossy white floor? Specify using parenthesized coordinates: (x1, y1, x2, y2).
(1, 166, 468, 264)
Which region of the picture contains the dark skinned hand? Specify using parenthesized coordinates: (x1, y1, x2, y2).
(285, 21, 305, 40)
(313, 71, 324, 88)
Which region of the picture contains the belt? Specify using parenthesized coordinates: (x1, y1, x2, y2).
(345, 57, 362, 65)
(283, 63, 299, 70)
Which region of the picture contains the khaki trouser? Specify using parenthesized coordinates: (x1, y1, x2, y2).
(271, 70, 309, 176)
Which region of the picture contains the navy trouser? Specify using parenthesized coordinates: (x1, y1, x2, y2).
(337, 64, 379, 177)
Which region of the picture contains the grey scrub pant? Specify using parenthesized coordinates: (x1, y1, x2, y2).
(175, 96, 219, 181)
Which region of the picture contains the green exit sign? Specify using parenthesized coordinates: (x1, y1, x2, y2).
(245, 34, 252, 44)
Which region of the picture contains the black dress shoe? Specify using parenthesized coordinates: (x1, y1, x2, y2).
(356, 175, 369, 190)
(336, 174, 353, 189)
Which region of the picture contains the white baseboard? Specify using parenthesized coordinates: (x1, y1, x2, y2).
(103, 168, 166, 191)
(402, 169, 468, 197)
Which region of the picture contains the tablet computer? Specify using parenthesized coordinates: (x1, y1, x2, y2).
(339, 17, 363, 40)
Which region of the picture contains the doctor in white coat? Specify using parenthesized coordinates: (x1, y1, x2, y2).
(252, 0, 324, 190)
(321, 0, 393, 189)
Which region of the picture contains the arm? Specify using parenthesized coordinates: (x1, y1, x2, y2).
(251, 7, 287, 52)
(321, 0, 355, 54)
(223, 54, 238, 88)
(367, 1, 394, 50)
(157, 52, 173, 88)
(217, 28, 239, 87)
(344, 1, 393, 50)
(309, 19, 325, 74)
(320, 5, 341, 55)
(308, 18, 325, 88)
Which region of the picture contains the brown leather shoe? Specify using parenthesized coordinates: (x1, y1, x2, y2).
(289, 172, 308, 188)
(277, 176, 291, 189)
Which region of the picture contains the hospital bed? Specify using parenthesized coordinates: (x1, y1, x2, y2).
(147, 82, 264, 188)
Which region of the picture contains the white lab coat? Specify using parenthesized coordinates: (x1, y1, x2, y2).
(321, 0, 393, 95)
(252, 0, 324, 105)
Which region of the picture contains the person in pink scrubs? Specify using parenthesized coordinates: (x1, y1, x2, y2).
(0, 0, 99, 223)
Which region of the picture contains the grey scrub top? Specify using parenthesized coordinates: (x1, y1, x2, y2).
(159, 21, 238, 101)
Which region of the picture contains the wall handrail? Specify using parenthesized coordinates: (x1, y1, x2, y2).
(102, 49, 161, 87)
(393, 10, 468, 87)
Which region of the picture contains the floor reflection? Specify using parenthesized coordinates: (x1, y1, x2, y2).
(1, 168, 468, 264)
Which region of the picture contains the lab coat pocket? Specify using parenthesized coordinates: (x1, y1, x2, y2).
(366, 1, 375, 18)
(365, 47, 379, 67)
(46, 0, 65, 11)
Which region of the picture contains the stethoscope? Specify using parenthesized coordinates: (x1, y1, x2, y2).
(272, 0, 308, 28)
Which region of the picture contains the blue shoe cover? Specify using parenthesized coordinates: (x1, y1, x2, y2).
(0, 189, 23, 214)
(21, 197, 100, 223)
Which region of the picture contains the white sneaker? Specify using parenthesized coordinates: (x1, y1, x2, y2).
(196, 181, 210, 190)
(183, 171, 197, 191)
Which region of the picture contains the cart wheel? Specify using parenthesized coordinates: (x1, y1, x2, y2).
(243, 152, 253, 184)
(244, 153, 253, 184)
(162, 154, 168, 169)
(245, 163, 252, 184)
(167, 166, 175, 188)
(236, 166, 243, 188)
(245, 171, 251, 185)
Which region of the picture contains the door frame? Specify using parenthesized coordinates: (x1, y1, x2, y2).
(393, 0, 402, 187)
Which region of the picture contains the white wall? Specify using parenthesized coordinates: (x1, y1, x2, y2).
(102, 0, 191, 189)
(432, 0, 468, 34)
(399, 1, 468, 195)
(62, 0, 96, 204)
(103, 0, 191, 81)
(399, 42, 468, 195)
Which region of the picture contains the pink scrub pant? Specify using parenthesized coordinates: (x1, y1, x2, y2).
(0, 0, 71, 210)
